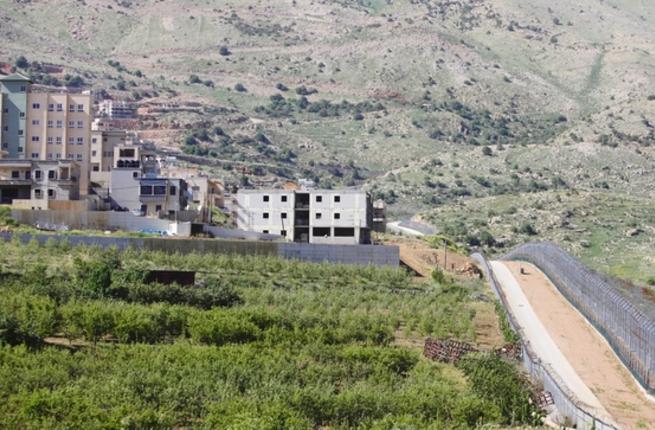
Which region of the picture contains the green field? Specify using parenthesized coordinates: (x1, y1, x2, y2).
(0, 239, 542, 429)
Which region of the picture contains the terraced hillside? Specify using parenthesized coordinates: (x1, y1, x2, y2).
(2, 0, 655, 280)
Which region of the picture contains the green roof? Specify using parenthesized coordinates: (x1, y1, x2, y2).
(0, 73, 31, 83)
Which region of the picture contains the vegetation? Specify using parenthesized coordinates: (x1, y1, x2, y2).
(0, 240, 539, 429)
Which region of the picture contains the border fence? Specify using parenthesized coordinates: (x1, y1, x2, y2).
(472, 253, 618, 430)
(503, 242, 655, 395)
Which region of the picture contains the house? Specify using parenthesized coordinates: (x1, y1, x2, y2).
(90, 129, 127, 186)
(185, 176, 225, 223)
(0, 74, 92, 197)
(97, 100, 136, 119)
(0, 159, 81, 206)
(235, 189, 373, 245)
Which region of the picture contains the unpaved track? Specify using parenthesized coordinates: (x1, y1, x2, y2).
(493, 261, 655, 430)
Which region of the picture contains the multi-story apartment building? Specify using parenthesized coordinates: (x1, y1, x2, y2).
(109, 143, 188, 218)
(0, 159, 81, 205)
(185, 176, 224, 223)
(97, 100, 136, 119)
(90, 129, 127, 186)
(0, 74, 92, 197)
(235, 189, 372, 245)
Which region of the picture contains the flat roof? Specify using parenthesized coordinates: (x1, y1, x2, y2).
(238, 188, 366, 195)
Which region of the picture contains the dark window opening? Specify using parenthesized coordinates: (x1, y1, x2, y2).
(34, 170, 42, 179)
(263, 195, 269, 202)
(155, 205, 162, 212)
(281, 195, 287, 202)
(11, 171, 19, 179)
(316, 195, 322, 202)
(334, 195, 341, 203)
(48, 170, 56, 179)
(119, 148, 135, 157)
(315, 213, 322, 219)
(153, 185, 167, 195)
(334, 228, 355, 237)
(263, 212, 269, 219)
(281, 230, 287, 237)
(313, 227, 331, 237)
(334, 213, 341, 219)
(169, 186, 176, 196)
(281, 212, 287, 219)
(262, 230, 269, 234)
(140, 185, 153, 195)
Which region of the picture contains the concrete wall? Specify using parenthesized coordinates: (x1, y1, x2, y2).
(11, 209, 182, 235)
(0, 231, 399, 267)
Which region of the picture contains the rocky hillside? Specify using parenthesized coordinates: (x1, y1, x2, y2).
(2, 0, 655, 281)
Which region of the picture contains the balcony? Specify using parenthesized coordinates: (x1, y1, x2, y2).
(0, 178, 32, 186)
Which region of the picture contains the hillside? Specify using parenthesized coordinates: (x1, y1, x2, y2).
(2, 0, 655, 280)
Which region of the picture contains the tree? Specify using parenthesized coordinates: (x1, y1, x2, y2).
(15, 56, 29, 69)
(219, 46, 231, 56)
(482, 146, 493, 156)
(234, 83, 247, 92)
(189, 74, 202, 84)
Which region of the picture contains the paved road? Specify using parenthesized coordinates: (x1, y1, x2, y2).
(492, 261, 655, 430)
(490, 261, 616, 425)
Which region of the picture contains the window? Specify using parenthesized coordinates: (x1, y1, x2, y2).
(155, 205, 162, 212)
(153, 185, 167, 195)
(334, 213, 341, 220)
(56, 104, 63, 112)
(262, 230, 269, 234)
(315, 213, 322, 219)
(48, 170, 56, 179)
(47, 137, 53, 145)
(281, 195, 287, 202)
(77, 121, 84, 129)
(31, 152, 39, 159)
(19, 86, 26, 92)
(263, 212, 270, 219)
(91, 150, 97, 157)
(76, 154, 83, 160)
(56, 137, 62, 145)
(48, 189, 55, 198)
(56, 153, 61, 159)
(68, 121, 75, 128)
(316, 195, 322, 202)
(47, 153, 53, 160)
(69, 104, 75, 112)
(18, 130, 23, 136)
(263, 195, 269, 202)
(47, 120, 53, 128)
(92, 165, 99, 172)
(140, 185, 153, 195)
(334, 195, 341, 203)
(11, 171, 19, 178)
(169, 186, 177, 196)
(32, 119, 40, 125)
(34, 170, 42, 179)
(56, 120, 63, 129)
(132, 172, 139, 178)
(77, 137, 84, 145)
(281, 212, 287, 219)
(334, 228, 355, 237)
(68, 137, 75, 145)
(31, 136, 40, 142)
(281, 230, 287, 237)
(34, 189, 42, 199)
(313, 227, 331, 237)
(48, 104, 54, 112)
(92, 138, 97, 144)
(17, 146, 23, 153)
(32, 103, 40, 109)
(25, 171, 31, 180)
(19, 112, 25, 118)
(77, 104, 84, 112)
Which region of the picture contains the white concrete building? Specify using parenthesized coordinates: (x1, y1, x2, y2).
(235, 189, 372, 245)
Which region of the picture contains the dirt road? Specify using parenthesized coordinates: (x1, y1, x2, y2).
(493, 261, 655, 430)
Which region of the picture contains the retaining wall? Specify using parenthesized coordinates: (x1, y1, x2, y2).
(503, 242, 655, 395)
(472, 253, 618, 430)
(0, 232, 399, 267)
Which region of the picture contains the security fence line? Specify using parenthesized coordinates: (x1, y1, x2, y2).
(472, 253, 618, 430)
(503, 242, 655, 395)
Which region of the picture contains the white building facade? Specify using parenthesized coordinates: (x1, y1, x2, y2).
(235, 189, 372, 245)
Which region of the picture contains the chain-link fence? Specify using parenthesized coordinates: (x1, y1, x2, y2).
(503, 242, 655, 395)
(472, 253, 619, 430)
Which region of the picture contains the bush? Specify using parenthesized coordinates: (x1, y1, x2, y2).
(189, 74, 201, 84)
(188, 310, 260, 345)
(234, 83, 247, 92)
(219, 46, 231, 56)
(0, 291, 57, 346)
(482, 146, 493, 156)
